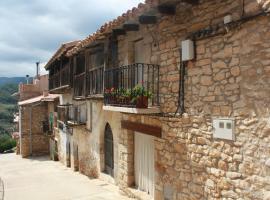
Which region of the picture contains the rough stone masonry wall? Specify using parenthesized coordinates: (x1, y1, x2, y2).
(20, 103, 49, 157)
(116, 0, 270, 200)
(58, 100, 122, 184)
(70, 126, 90, 174)
(120, 112, 270, 200)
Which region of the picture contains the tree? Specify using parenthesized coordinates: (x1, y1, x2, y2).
(0, 134, 16, 153)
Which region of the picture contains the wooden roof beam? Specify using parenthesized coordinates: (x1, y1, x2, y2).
(182, 0, 199, 5)
(123, 22, 140, 32)
(158, 3, 176, 15)
(112, 28, 126, 36)
(139, 15, 157, 24)
(158, 0, 199, 15)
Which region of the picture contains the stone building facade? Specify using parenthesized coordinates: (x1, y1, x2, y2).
(19, 101, 49, 157)
(17, 73, 59, 158)
(45, 0, 270, 199)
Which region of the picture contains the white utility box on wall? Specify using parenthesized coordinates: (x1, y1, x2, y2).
(213, 118, 235, 140)
(181, 39, 194, 61)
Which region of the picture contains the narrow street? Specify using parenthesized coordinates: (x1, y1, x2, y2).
(0, 153, 131, 200)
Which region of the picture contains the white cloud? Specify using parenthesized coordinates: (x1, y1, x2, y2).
(0, 0, 144, 77)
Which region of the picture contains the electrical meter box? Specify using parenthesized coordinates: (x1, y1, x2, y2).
(181, 40, 194, 61)
(213, 118, 234, 140)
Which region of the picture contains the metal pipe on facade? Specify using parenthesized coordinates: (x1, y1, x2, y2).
(29, 106, 32, 155)
(19, 107, 22, 154)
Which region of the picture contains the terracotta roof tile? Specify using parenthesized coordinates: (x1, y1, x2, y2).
(45, 40, 80, 69)
(18, 94, 60, 106)
(66, 0, 157, 56)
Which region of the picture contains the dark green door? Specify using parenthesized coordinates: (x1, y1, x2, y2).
(104, 124, 114, 177)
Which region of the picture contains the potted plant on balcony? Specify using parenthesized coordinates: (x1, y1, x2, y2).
(132, 85, 152, 108)
(116, 88, 132, 106)
(104, 88, 117, 105)
(117, 88, 125, 106)
(122, 89, 132, 106)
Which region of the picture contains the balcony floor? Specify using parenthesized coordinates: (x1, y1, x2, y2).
(103, 105, 161, 114)
(49, 85, 70, 94)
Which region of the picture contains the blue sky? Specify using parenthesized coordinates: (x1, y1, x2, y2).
(0, 0, 144, 77)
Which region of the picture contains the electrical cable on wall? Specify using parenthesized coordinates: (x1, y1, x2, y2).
(174, 48, 187, 116)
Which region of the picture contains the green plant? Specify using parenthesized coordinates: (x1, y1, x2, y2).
(105, 85, 153, 107)
(104, 87, 117, 98)
(123, 89, 131, 98)
(131, 85, 152, 103)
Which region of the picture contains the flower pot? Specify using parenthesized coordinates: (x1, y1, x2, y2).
(136, 96, 148, 108)
(109, 96, 116, 105)
(124, 97, 131, 106)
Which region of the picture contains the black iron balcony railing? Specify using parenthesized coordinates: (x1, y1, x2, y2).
(86, 66, 104, 96)
(68, 103, 87, 125)
(57, 103, 87, 126)
(57, 105, 69, 123)
(74, 72, 86, 97)
(104, 63, 160, 108)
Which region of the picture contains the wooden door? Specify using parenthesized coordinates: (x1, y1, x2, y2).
(135, 132, 155, 197)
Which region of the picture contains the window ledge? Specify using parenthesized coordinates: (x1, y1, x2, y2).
(86, 94, 104, 100)
(103, 105, 161, 114)
(49, 85, 70, 93)
(67, 121, 86, 127)
(73, 97, 86, 101)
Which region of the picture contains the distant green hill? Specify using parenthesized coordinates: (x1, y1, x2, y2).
(0, 83, 18, 135)
(0, 81, 18, 152)
(0, 77, 27, 86)
(0, 83, 18, 104)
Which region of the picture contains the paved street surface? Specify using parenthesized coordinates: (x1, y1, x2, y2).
(0, 153, 131, 200)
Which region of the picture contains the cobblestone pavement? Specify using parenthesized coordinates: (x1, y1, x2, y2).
(0, 153, 132, 200)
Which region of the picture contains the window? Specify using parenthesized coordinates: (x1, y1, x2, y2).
(76, 54, 85, 74)
(108, 37, 118, 68)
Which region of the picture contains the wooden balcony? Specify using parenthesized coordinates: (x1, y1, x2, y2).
(73, 73, 86, 98)
(57, 103, 87, 126)
(49, 64, 71, 93)
(49, 73, 60, 91)
(86, 66, 104, 98)
(68, 103, 87, 126)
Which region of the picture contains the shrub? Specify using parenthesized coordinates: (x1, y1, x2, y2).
(0, 134, 16, 153)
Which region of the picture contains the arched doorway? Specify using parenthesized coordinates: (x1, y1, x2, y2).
(104, 123, 114, 177)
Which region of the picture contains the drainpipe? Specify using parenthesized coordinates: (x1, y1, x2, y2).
(179, 60, 187, 116)
(29, 105, 32, 156)
(19, 106, 22, 154)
